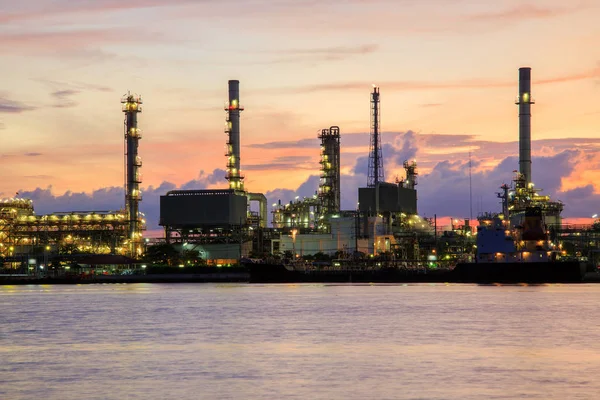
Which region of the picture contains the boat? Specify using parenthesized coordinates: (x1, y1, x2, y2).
(453, 208, 585, 283)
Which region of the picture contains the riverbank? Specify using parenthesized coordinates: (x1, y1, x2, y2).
(0, 272, 249, 285)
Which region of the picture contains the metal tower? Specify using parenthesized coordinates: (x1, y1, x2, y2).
(516, 67, 534, 185)
(225, 80, 244, 192)
(402, 160, 418, 189)
(367, 85, 384, 187)
(318, 126, 341, 217)
(121, 92, 143, 257)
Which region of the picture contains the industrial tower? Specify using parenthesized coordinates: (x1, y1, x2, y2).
(225, 80, 244, 192)
(516, 67, 534, 185)
(367, 86, 384, 187)
(122, 92, 143, 257)
(318, 126, 341, 216)
(508, 67, 562, 227)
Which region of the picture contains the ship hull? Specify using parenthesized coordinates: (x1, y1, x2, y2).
(452, 261, 585, 283)
(247, 261, 585, 284)
(247, 262, 452, 284)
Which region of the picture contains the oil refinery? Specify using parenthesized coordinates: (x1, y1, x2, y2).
(2, 67, 599, 276)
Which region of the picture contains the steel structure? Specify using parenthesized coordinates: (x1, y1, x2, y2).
(516, 67, 534, 185)
(400, 160, 418, 190)
(367, 86, 384, 187)
(271, 197, 321, 231)
(509, 68, 563, 227)
(225, 80, 244, 192)
(122, 92, 144, 257)
(507, 171, 563, 227)
(0, 198, 135, 258)
(318, 126, 341, 217)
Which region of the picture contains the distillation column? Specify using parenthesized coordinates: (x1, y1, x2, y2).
(225, 80, 244, 191)
(516, 67, 534, 185)
(367, 86, 384, 188)
(122, 93, 143, 257)
(318, 126, 341, 216)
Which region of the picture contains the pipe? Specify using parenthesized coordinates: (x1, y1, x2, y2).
(247, 192, 267, 228)
(517, 67, 533, 185)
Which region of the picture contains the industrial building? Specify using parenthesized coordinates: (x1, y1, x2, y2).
(1, 93, 146, 267)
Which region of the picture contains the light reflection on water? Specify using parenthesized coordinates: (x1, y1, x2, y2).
(2, 283, 600, 399)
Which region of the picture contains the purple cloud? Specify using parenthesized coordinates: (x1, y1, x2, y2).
(0, 97, 36, 113)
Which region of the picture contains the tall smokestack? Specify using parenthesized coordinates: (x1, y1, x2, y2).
(121, 92, 143, 257)
(225, 80, 244, 191)
(516, 67, 534, 185)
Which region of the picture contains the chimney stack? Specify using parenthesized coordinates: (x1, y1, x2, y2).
(225, 80, 244, 191)
(516, 67, 534, 185)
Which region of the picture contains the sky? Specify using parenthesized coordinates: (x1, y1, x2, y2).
(1, 0, 599, 233)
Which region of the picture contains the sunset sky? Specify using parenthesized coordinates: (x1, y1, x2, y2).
(1, 0, 599, 231)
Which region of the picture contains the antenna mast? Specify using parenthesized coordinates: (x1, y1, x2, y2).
(469, 150, 473, 220)
(367, 85, 384, 187)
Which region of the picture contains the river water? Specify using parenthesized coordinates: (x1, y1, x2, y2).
(2, 283, 600, 399)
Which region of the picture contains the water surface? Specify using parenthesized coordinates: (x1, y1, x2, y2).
(2, 283, 600, 399)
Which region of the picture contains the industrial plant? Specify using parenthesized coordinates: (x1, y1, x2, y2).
(2, 67, 599, 275)
(0, 93, 147, 271)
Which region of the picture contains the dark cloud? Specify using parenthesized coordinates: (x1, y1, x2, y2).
(272, 155, 313, 163)
(265, 175, 321, 210)
(352, 155, 369, 176)
(273, 140, 600, 220)
(11, 136, 600, 232)
(244, 155, 316, 171)
(389, 130, 418, 165)
(16, 169, 225, 231)
(414, 149, 599, 218)
(34, 78, 113, 93)
(246, 138, 318, 149)
(50, 89, 80, 108)
(244, 163, 315, 171)
(179, 169, 226, 190)
(24, 152, 43, 157)
(0, 97, 36, 113)
(52, 89, 80, 99)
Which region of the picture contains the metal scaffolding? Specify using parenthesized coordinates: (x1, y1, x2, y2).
(367, 85, 384, 187)
(122, 92, 144, 257)
(225, 80, 245, 192)
(0, 198, 141, 260)
(318, 126, 341, 217)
